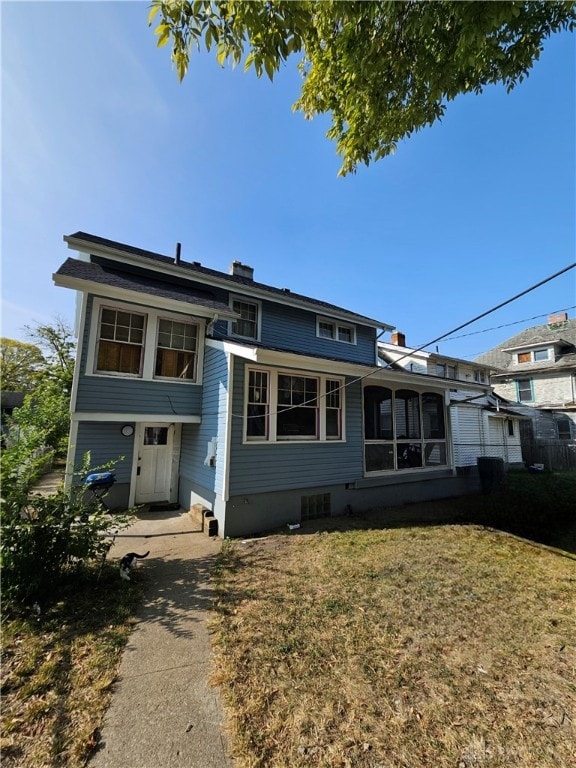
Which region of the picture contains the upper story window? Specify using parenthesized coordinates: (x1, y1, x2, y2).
(317, 317, 356, 344)
(473, 369, 486, 383)
(155, 319, 198, 380)
(96, 309, 146, 376)
(434, 364, 457, 379)
(91, 300, 202, 384)
(245, 368, 344, 442)
(517, 378, 533, 402)
(230, 298, 260, 341)
(516, 348, 550, 364)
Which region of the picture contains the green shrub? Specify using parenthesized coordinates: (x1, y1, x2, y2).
(1, 451, 130, 606)
(0, 490, 126, 604)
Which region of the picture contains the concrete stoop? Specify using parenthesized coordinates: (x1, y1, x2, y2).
(189, 504, 219, 537)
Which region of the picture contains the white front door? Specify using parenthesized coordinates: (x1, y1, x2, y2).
(134, 423, 176, 504)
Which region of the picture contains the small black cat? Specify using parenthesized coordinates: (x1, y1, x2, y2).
(119, 551, 150, 581)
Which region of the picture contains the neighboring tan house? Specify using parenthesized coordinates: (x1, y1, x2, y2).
(54, 232, 496, 537)
(475, 313, 576, 444)
(379, 332, 524, 469)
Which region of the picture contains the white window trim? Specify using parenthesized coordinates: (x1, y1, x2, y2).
(243, 366, 346, 444)
(228, 295, 262, 342)
(316, 316, 357, 345)
(86, 297, 205, 385)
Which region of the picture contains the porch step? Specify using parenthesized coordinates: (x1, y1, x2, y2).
(189, 504, 219, 537)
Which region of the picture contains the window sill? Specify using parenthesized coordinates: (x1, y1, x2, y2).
(353, 468, 453, 489)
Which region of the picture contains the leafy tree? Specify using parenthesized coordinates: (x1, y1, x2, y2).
(25, 317, 76, 394)
(0, 338, 45, 392)
(5, 382, 71, 461)
(150, 0, 576, 174)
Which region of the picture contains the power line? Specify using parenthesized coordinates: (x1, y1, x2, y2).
(223, 261, 576, 421)
(422, 305, 576, 344)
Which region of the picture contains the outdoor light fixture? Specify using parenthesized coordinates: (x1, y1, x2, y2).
(120, 424, 134, 437)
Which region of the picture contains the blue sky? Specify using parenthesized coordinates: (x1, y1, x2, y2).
(2, 1, 575, 360)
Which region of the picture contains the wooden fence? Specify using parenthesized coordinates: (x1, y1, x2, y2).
(520, 439, 576, 471)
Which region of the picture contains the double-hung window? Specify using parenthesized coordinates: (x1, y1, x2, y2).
(96, 308, 146, 375)
(155, 319, 197, 380)
(245, 369, 344, 442)
(517, 378, 533, 402)
(231, 299, 259, 340)
(92, 301, 201, 383)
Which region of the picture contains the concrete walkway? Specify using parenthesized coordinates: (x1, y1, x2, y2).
(88, 508, 233, 768)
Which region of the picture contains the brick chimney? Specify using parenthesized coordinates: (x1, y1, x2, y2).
(548, 312, 568, 325)
(229, 260, 254, 280)
(391, 331, 406, 347)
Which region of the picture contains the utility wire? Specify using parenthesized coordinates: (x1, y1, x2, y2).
(421, 305, 576, 344)
(225, 261, 576, 420)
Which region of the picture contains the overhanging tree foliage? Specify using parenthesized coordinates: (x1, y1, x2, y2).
(0, 338, 45, 393)
(150, 0, 576, 174)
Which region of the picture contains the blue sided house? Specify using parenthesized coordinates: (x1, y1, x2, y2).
(54, 232, 490, 537)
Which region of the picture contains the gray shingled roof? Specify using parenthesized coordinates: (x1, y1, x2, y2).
(475, 317, 576, 373)
(54, 258, 237, 316)
(64, 231, 391, 328)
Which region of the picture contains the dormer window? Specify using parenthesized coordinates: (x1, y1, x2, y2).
(516, 348, 550, 364)
(317, 317, 356, 344)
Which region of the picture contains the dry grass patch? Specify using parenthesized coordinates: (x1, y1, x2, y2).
(211, 524, 576, 768)
(1, 564, 145, 768)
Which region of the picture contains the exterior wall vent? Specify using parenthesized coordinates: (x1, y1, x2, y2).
(301, 493, 331, 521)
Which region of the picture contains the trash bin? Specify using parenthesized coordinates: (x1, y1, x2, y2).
(477, 457, 506, 494)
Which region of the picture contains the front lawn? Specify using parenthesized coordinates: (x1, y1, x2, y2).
(211, 523, 576, 767)
(0, 565, 145, 768)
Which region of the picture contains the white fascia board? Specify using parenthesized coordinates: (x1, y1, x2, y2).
(205, 338, 259, 361)
(54, 274, 235, 320)
(208, 340, 494, 393)
(71, 412, 201, 423)
(64, 236, 392, 331)
(379, 343, 430, 362)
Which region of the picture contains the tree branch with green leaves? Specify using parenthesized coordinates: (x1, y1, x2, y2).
(149, 0, 575, 174)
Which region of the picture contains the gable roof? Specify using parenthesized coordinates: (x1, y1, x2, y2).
(475, 317, 576, 373)
(63, 232, 393, 330)
(53, 258, 237, 318)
